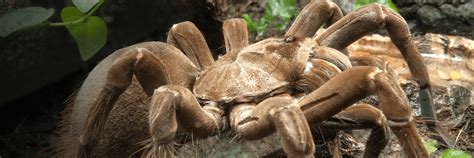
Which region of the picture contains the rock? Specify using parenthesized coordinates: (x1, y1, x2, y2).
(417, 5, 445, 26)
(440, 3, 474, 21)
(331, 0, 354, 14)
(447, 84, 471, 116)
(299, 0, 354, 14)
(396, 1, 474, 39)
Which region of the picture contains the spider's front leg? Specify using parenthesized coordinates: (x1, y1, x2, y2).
(230, 95, 315, 157)
(299, 66, 428, 157)
(78, 21, 220, 157)
(144, 85, 224, 157)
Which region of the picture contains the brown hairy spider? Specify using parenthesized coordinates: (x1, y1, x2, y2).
(56, 1, 438, 157)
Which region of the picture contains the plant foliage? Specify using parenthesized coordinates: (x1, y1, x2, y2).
(0, 7, 55, 37)
(354, 0, 398, 12)
(0, 0, 106, 61)
(73, 0, 100, 13)
(423, 139, 471, 158)
(441, 148, 471, 158)
(242, 0, 298, 36)
(423, 140, 438, 154)
(61, 7, 107, 60)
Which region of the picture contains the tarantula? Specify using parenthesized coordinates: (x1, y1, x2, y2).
(57, 1, 437, 157)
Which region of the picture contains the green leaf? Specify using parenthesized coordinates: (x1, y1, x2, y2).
(276, 21, 289, 31)
(61, 7, 107, 60)
(73, 0, 100, 13)
(255, 21, 267, 36)
(262, 7, 275, 23)
(0, 7, 55, 37)
(267, 0, 297, 19)
(242, 0, 298, 36)
(354, 0, 399, 12)
(384, 0, 399, 12)
(423, 140, 438, 154)
(265, 0, 297, 32)
(354, 0, 376, 9)
(441, 148, 471, 158)
(242, 14, 256, 33)
(61, 7, 85, 22)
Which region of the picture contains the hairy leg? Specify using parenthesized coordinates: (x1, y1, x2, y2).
(167, 21, 215, 70)
(299, 66, 428, 157)
(315, 4, 429, 88)
(214, 18, 250, 65)
(315, 3, 449, 146)
(349, 55, 400, 85)
(230, 95, 315, 157)
(285, 0, 343, 38)
(143, 85, 223, 157)
(76, 43, 198, 157)
(223, 18, 249, 54)
(318, 104, 389, 158)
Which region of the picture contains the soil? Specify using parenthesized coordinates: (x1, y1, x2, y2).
(0, 0, 473, 157)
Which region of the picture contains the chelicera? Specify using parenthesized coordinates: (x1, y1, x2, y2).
(58, 1, 446, 157)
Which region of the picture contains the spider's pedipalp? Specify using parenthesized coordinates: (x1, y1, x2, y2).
(145, 85, 224, 157)
(230, 95, 315, 157)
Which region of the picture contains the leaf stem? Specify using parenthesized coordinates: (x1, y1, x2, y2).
(49, 1, 104, 27)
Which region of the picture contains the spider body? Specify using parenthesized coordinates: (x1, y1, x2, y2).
(55, 1, 450, 158)
(194, 37, 349, 104)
